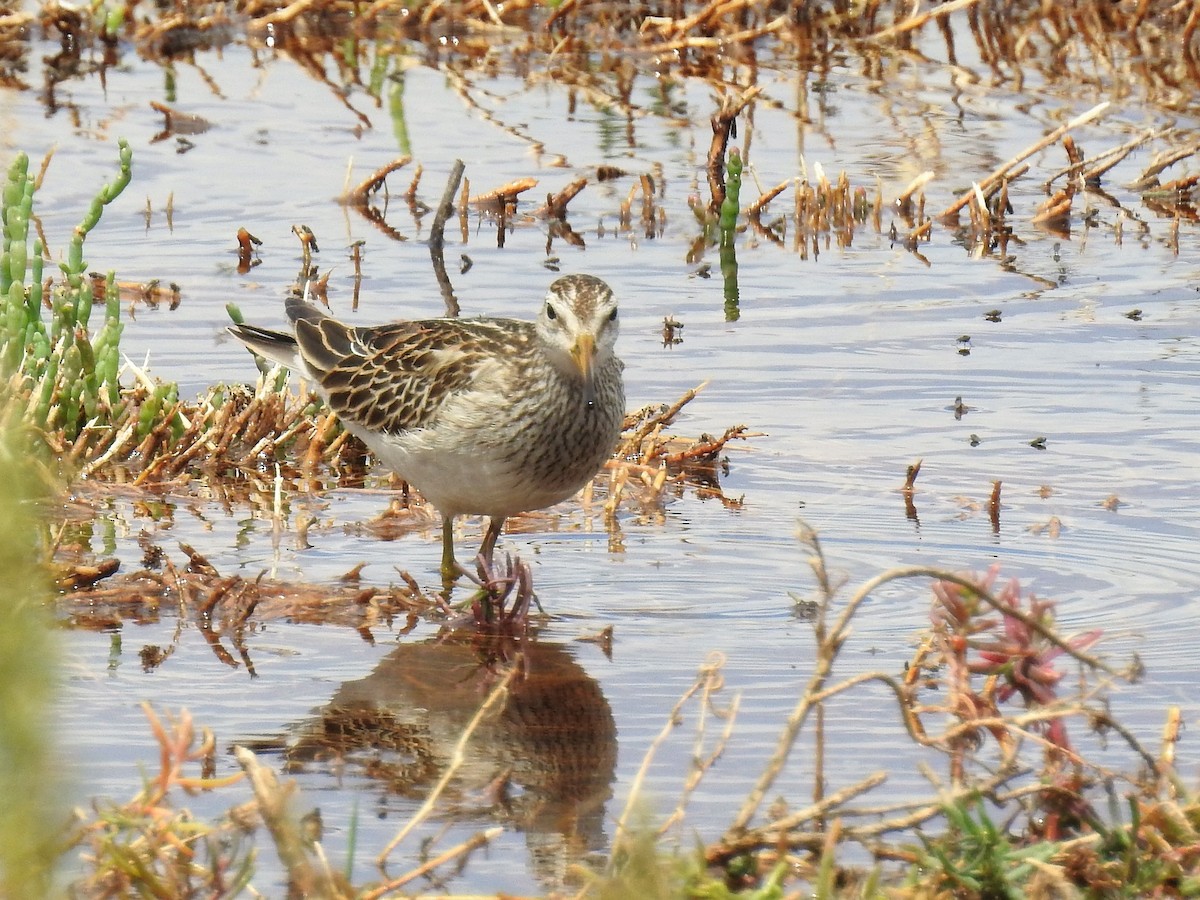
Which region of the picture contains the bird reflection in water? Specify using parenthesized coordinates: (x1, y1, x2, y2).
(265, 631, 616, 889)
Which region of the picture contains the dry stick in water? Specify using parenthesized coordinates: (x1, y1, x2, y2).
(469, 177, 539, 208)
(361, 828, 504, 899)
(609, 652, 729, 864)
(712, 767, 1030, 864)
(658, 425, 749, 468)
(1042, 130, 1157, 189)
(149, 100, 212, 135)
(724, 534, 848, 838)
(536, 176, 588, 219)
(707, 86, 762, 210)
(234, 745, 348, 898)
(430, 159, 465, 317)
(655, 0, 742, 38)
(851, 765, 1024, 842)
(894, 171, 934, 232)
(1128, 139, 1200, 191)
(404, 163, 422, 203)
(80, 420, 137, 478)
(375, 663, 518, 865)
(746, 179, 792, 219)
(941, 101, 1111, 219)
(869, 0, 987, 42)
(642, 11, 791, 52)
(1032, 187, 1075, 226)
(628, 380, 709, 444)
(254, 0, 318, 24)
(1160, 706, 1182, 775)
(658, 662, 741, 837)
(342, 156, 412, 206)
(724, 561, 1125, 839)
(711, 772, 888, 862)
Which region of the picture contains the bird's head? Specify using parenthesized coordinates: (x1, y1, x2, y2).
(536, 274, 620, 409)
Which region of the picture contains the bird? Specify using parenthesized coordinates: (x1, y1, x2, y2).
(228, 273, 625, 587)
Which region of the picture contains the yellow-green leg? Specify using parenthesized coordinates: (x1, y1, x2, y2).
(440, 515, 458, 588)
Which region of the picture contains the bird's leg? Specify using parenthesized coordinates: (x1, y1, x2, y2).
(456, 517, 539, 628)
(440, 515, 459, 590)
(480, 516, 506, 563)
(468, 517, 505, 624)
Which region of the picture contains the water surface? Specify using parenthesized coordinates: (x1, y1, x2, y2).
(6, 12, 1200, 893)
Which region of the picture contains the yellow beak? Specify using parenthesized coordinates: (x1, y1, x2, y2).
(570, 333, 597, 408)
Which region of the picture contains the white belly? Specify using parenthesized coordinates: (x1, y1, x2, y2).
(333, 352, 624, 520)
(350, 423, 608, 519)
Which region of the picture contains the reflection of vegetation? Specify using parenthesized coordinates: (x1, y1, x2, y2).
(719, 241, 739, 321)
(386, 66, 411, 156)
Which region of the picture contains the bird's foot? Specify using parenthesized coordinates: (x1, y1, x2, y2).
(456, 552, 540, 630)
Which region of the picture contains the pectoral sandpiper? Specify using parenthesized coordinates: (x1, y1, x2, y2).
(229, 274, 625, 587)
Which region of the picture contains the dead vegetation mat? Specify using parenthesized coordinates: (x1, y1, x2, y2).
(49, 378, 752, 632)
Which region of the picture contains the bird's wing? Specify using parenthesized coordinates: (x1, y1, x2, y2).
(293, 314, 530, 434)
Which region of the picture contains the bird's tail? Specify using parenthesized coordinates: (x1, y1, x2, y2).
(227, 323, 301, 370)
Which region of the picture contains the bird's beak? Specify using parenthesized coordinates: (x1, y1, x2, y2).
(570, 333, 597, 408)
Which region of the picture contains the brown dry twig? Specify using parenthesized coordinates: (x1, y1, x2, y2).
(746, 179, 791, 219)
(1044, 130, 1160, 190)
(622, 381, 709, 445)
(363, 827, 504, 899)
(639, 10, 792, 53)
(610, 651, 731, 864)
(469, 177, 539, 210)
(58, 546, 428, 635)
(234, 745, 351, 897)
(535, 176, 589, 219)
(254, 0, 321, 27)
(1032, 186, 1075, 228)
(941, 102, 1110, 219)
(716, 521, 1134, 867)
(341, 156, 413, 206)
(375, 663, 519, 864)
(149, 100, 213, 135)
(868, 0, 987, 42)
(656, 426, 750, 469)
(708, 86, 762, 209)
(236, 226, 261, 272)
(1128, 140, 1200, 191)
(55, 557, 120, 591)
(1148, 173, 1200, 197)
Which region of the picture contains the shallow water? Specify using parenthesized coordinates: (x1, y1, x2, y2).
(6, 11, 1200, 894)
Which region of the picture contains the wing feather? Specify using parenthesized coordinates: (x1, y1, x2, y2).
(292, 314, 535, 434)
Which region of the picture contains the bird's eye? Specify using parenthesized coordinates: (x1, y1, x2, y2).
(607, 308, 618, 322)
(545, 303, 558, 320)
